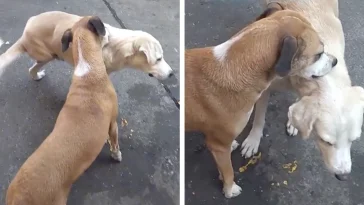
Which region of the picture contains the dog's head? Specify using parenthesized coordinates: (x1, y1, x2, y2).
(259, 6, 337, 79)
(61, 16, 108, 53)
(129, 33, 173, 80)
(104, 28, 173, 80)
(289, 87, 364, 180)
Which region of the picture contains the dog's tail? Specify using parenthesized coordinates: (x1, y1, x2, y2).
(0, 38, 25, 77)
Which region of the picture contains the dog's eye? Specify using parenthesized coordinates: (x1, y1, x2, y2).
(314, 52, 323, 61)
(156, 58, 162, 62)
(321, 138, 333, 146)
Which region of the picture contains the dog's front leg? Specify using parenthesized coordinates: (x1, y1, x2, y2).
(241, 90, 270, 158)
(108, 121, 122, 162)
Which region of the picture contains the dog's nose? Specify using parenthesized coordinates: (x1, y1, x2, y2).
(335, 174, 349, 181)
(148, 73, 153, 77)
(168, 73, 174, 78)
(332, 58, 338, 67)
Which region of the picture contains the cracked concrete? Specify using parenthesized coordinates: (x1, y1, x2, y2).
(0, 0, 179, 204)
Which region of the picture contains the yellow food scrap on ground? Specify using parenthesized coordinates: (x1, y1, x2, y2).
(121, 118, 128, 127)
(239, 152, 262, 173)
(283, 160, 298, 173)
(283, 180, 288, 185)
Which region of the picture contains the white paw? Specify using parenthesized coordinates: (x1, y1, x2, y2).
(231, 140, 239, 152)
(286, 120, 298, 136)
(241, 134, 261, 158)
(32, 70, 46, 81)
(223, 182, 242, 198)
(111, 150, 122, 162)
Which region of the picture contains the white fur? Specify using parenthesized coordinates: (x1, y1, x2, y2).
(74, 41, 90, 77)
(241, 134, 261, 158)
(111, 150, 122, 162)
(231, 140, 239, 152)
(0, 38, 4, 48)
(300, 53, 334, 78)
(243, 0, 364, 177)
(29, 62, 47, 80)
(286, 121, 298, 136)
(213, 32, 245, 61)
(331, 145, 351, 174)
(223, 182, 242, 198)
(213, 39, 236, 61)
(104, 24, 173, 80)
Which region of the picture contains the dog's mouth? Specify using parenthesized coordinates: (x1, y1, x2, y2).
(148, 73, 174, 79)
(335, 174, 349, 181)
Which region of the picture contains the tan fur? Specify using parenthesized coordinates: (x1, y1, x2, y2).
(6, 16, 121, 205)
(185, 10, 334, 198)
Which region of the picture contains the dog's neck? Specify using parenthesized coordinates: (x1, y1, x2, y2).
(73, 34, 106, 79)
(205, 27, 283, 93)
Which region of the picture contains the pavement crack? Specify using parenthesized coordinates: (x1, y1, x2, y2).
(102, 0, 180, 110)
(102, 0, 126, 29)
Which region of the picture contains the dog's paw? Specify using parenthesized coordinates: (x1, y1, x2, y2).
(32, 70, 46, 81)
(241, 134, 261, 158)
(286, 120, 298, 136)
(231, 140, 239, 152)
(111, 150, 122, 162)
(223, 182, 242, 198)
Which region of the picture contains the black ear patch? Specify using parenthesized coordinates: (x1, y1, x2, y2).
(256, 2, 284, 20)
(87, 16, 106, 36)
(274, 36, 298, 77)
(61, 28, 73, 52)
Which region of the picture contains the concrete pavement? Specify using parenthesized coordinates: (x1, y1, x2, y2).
(185, 0, 364, 205)
(0, 0, 179, 204)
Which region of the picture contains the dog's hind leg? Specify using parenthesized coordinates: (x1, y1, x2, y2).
(29, 61, 49, 81)
(241, 90, 270, 158)
(108, 121, 122, 162)
(206, 136, 242, 198)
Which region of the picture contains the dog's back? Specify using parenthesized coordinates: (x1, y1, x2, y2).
(6, 16, 117, 205)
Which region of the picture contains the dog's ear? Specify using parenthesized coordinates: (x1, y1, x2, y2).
(139, 45, 152, 63)
(87, 16, 106, 36)
(61, 28, 73, 52)
(256, 2, 284, 20)
(274, 35, 298, 77)
(288, 97, 317, 139)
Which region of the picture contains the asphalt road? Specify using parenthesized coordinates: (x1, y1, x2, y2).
(185, 0, 364, 205)
(0, 0, 179, 204)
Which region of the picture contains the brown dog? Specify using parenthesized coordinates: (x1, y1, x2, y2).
(185, 9, 337, 198)
(6, 16, 121, 205)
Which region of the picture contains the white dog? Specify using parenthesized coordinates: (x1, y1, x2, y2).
(0, 11, 173, 80)
(241, 0, 364, 181)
